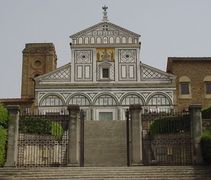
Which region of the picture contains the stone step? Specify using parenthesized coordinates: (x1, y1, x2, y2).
(84, 120, 127, 167)
(0, 166, 211, 180)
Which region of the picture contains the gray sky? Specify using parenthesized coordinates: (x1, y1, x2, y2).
(1, 0, 211, 98)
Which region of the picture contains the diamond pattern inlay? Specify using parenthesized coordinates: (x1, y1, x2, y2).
(142, 67, 169, 80)
(43, 66, 71, 80)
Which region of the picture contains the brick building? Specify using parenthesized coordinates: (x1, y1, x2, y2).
(167, 57, 211, 111)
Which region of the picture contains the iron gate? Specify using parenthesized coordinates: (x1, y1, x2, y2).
(126, 110, 193, 165)
(142, 112, 192, 165)
(17, 113, 69, 167)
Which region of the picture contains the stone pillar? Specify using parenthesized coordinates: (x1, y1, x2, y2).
(117, 107, 121, 120)
(189, 104, 203, 164)
(90, 107, 93, 121)
(67, 105, 81, 166)
(5, 105, 20, 167)
(129, 104, 143, 166)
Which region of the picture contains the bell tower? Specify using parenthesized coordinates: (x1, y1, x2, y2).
(21, 43, 57, 99)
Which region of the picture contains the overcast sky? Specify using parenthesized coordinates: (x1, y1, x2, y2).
(0, 0, 211, 98)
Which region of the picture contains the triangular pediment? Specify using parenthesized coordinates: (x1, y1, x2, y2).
(70, 22, 140, 39)
(35, 63, 71, 83)
(140, 63, 175, 82)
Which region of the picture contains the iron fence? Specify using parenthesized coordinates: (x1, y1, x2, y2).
(17, 113, 69, 167)
(141, 112, 192, 165)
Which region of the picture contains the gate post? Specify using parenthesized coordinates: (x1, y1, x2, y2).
(129, 104, 143, 166)
(189, 104, 203, 164)
(5, 105, 19, 167)
(67, 105, 81, 166)
(126, 109, 131, 166)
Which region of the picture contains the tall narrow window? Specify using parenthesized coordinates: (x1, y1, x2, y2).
(206, 82, 211, 94)
(179, 76, 191, 98)
(204, 76, 211, 96)
(180, 83, 190, 95)
(102, 68, 109, 78)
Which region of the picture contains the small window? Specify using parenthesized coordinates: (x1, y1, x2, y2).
(180, 83, 190, 95)
(99, 112, 113, 120)
(102, 68, 109, 78)
(206, 82, 211, 94)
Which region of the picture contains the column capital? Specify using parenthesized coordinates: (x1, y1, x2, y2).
(67, 105, 80, 112)
(129, 104, 142, 111)
(189, 104, 202, 111)
(6, 105, 20, 114)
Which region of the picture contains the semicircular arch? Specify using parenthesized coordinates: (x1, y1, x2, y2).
(93, 93, 118, 106)
(120, 93, 145, 106)
(146, 92, 172, 106)
(39, 93, 65, 107)
(67, 93, 91, 106)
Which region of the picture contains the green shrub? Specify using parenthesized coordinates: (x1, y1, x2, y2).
(51, 122, 64, 141)
(20, 117, 64, 141)
(202, 106, 211, 119)
(0, 104, 9, 128)
(0, 127, 7, 167)
(19, 116, 51, 135)
(201, 130, 211, 164)
(149, 115, 190, 137)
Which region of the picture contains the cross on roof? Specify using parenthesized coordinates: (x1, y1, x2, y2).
(102, 5, 108, 11)
(102, 5, 109, 22)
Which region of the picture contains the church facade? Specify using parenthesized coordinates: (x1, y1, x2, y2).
(30, 8, 176, 120)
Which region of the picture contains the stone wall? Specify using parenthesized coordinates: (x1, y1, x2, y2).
(21, 43, 57, 99)
(167, 58, 211, 111)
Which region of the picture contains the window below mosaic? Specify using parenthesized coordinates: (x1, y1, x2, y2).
(102, 68, 109, 78)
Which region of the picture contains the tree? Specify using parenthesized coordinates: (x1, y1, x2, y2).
(0, 104, 9, 128)
(0, 104, 9, 166)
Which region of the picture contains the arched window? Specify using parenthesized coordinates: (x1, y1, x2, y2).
(128, 37, 133, 43)
(85, 37, 89, 44)
(134, 38, 138, 44)
(97, 37, 101, 44)
(116, 37, 120, 43)
(122, 37, 126, 43)
(121, 94, 143, 105)
(147, 94, 171, 106)
(78, 37, 83, 44)
(110, 37, 114, 43)
(91, 37, 95, 44)
(68, 95, 90, 106)
(103, 37, 108, 44)
(95, 95, 117, 106)
(40, 95, 64, 106)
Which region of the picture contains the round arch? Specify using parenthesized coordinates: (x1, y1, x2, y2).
(93, 93, 118, 106)
(96, 37, 102, 44)
(67, 93, 91, 106)
(109, 37, 114, 43)
(146, 92, 172, 106)
(120, 93, 145, 106)
(179, 76, 191, 82)
(39, 93, 65, 107)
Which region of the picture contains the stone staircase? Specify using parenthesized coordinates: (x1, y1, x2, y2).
(84, 120, 127, 167)
(0, 166, 211, 179)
